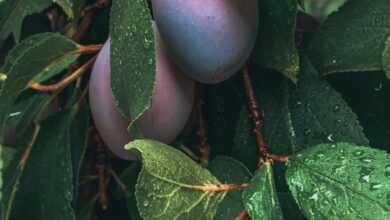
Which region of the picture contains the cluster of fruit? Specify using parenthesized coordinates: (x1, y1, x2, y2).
(89, 0, 259, 160)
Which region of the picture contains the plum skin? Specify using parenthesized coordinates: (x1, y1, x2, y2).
(152, 0, 258, 84)
(89, 27, 195, 160)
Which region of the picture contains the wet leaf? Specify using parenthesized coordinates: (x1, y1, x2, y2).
(1, 146, 16, 171)
(4, 110, 78, 220)
(286, 142, 390, 219)
(0, 33, 79, 144)
(208, 156, 252, 220)
(3, 91, 52, 147)
(250, 56, 368, 219)
(203, 76, 258, 172)
(382, 35, 390, 79)
(242, 162, 283, 220)
(254, 0, 299, 82)
(253, 56, 368, 155)
(53, 0, 74, 18)
(69, 103, 89, 203)
(0, 0, 52, 43)
(0, 145, 17, 203)
(307, 0, 390, 75)
(110, 0, 155, 138)
(303, 0, 347, 20)
(125, 139, 226, 220)
(327, 71, 390, 151)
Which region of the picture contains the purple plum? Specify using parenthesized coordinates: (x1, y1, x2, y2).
(89, 25, 195, 160)
(152, 0, 258, 83)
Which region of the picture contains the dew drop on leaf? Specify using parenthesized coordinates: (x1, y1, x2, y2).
(309, 192, 319, 201)
(353, 150, 364, 156)
(327, 134, 334, 142)
(384, 165, 390, 177)
(387, 192, 390, 206)
(359, 175, 370, 183)
(370, 183, 383, 191)
(316, 153, 325, 159)
(360, 157, 374, 163)
(304, 128, 311, 136)
(374, 82, 383, 92)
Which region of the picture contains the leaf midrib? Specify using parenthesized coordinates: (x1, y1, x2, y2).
(295, 160, 389, 211)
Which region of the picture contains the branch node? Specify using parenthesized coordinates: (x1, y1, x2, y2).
(242, 67, 289, 166)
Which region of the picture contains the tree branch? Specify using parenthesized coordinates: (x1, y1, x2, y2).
(242, 67, 289, 166)
(196, 87, 211, 166)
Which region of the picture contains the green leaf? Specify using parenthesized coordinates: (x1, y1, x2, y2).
(208, 156, 252, 220)
(0, 33, 79, 144)
(125, 139, 226, 220)
(303, 0, 347, 20)
(4, 110, 78, 220)
(307, 0, 390, 75)
(327, 71, 390, 151)
(286, 143, 390, 219)
(0, 0, 53, 43)
(253, 56, 369, 155)
(1, 146, 16, 171)
(5, 91, 53, 147)
(254, 0, 299, 82)
(242, 162, 284, 220)
(0, 145, 17, 203)
(382, 35, 390, 78)
(120, 162, 142, 220)
(31, 53, 79, 83)
(53, 0, 74, 18)
(249, 56, 368, 219)
(69, 103, 89, 203)
(110, 0, 155, 138)
(203, 76, 258, 172)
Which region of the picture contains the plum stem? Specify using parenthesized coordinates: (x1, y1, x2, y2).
(76, 44, 103, 55)
(28, 55, 97, 92)
(74, 85, 89, 111)
(81, 0, 111, 16)
(5, 123, 41, 219)
(20, 123, 41, 168)
(196, 86, 211, 166)
(242, 67, 289, 166)
(107, 168, 130, 196)
(94, 132, 110, 210)
(235, 209, 249, 220)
